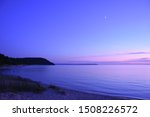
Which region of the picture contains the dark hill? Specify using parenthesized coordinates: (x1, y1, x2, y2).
(0, 54, 54, 65)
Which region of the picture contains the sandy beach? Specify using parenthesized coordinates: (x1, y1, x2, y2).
(0, 87, 134, 100)
(0, 74, 138, 100)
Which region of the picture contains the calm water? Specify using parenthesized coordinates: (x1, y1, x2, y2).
(1, 65, 150, 99)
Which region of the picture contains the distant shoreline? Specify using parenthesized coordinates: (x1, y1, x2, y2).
(0, 53, 54, 66)
(56, 64, 98, 65)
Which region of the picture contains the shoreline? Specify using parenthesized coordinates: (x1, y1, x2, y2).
(0, 74, 139, 100)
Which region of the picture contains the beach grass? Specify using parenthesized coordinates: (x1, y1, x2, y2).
(0, 75, 46, 93)
(48, 85, 66, 95)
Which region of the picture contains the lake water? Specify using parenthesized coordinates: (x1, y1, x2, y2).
(1, 65, 150, 99)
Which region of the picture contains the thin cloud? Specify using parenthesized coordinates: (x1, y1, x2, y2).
(127, 52, 150, 55)
(127, 58, 150, 62)
(115, 51, 150, 56)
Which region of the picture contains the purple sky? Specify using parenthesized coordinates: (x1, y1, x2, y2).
(0, 0, 150, 64)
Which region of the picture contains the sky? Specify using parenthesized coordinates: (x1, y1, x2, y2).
(0, 0, 150, 64)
